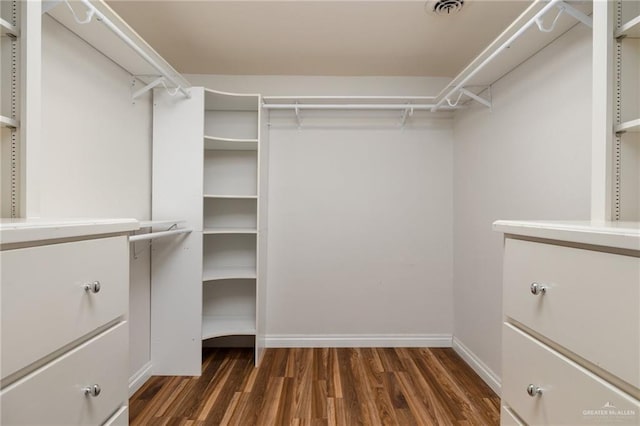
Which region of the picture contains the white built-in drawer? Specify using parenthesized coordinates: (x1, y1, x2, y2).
(500, 405, 524, 426)
(503, 323, 640, 426)
(0, 236, 128, 379)
(503, 238, 640, 388)
(0, 321, 128, 426)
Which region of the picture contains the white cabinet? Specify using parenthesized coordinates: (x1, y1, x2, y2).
(152, 87, 268, 375)
(495, 221, 640, 426)
(0, 219, 135, 426)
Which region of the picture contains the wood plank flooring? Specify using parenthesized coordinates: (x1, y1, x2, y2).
(130, 347, 500, 425)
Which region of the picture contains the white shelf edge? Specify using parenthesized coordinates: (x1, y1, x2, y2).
(203, 228, 257, 234)
(203, 267, 257, 281)
(0, 18, 19, 37)
(616, 14, 640, 38)
(139, 219, 186, 228)
(202, 316, 256, 340)
(204, 136, 258, 143)
(0, 115, 18, 129)
(203, 194, 258, 199)
(615, 119, 640, 133)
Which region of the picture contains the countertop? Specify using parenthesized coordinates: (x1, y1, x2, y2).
(493, 220, 640, 251)
(0, 218, 140, 244)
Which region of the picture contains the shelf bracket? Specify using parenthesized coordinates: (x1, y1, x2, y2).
(554, 1, 593, 29)
(132, 77, 165, 100)
(459, 88, 492, 109)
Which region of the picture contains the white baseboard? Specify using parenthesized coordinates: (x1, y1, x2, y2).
(129, 361, 152, 397)
(452, 337, 501, 396)
(265, 334, 452, 348)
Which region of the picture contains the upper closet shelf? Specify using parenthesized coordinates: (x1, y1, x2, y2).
(431, 0, 593, 111)
(46, 0, 190, 99)
(0, 18, 19, 37)
(616, 15, 640, 38)
(205, 89, 260, 111)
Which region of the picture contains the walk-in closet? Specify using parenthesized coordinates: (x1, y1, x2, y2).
(1, 0, 638, 425)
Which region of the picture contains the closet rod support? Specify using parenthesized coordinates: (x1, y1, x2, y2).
(129, 228, 192, 242)
(556, 1, 593, 28)
(459, 88, 492, 109)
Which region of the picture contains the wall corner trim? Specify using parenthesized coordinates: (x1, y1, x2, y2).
(452, 337, 502, 396)
(129, 361, 153, 398)
(265, 334, 452, 348)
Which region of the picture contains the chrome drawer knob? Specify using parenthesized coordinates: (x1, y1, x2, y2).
(530, 282, 546, 295)
(84, 281, 101, 294)
(84, 384, 101, 397)
(527, 384, 542, 397)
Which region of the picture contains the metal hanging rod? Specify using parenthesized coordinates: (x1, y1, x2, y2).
(432, 0, 592, 111)
(62, 0, 190, 99)
(262, 103, 457, 111)
(263, 95, 439, 101)
(129, 228, 192, 243)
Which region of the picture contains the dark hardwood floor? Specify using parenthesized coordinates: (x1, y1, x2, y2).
(130, 347, 500, 425)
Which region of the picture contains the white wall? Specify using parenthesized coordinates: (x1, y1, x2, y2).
(41, 16, 152, 379)
(188, 75, 455, 345)
(452, 24, 592, 387)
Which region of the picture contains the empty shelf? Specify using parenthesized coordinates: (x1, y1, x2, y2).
(204, 89, 260, 111)
(0, 115, 18, 129)
(616, 119, 640, 133)
(203, 267, 257, 281)
(202, 316, 256, 340)
(204, 227, 257, 235)
(0, 18, 18, 37)
(617, 15, 640, 39)
(204, 194, 258, 199)
(204, 136, 258, 151)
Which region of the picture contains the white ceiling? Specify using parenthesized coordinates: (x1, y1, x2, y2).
(107, 0, 533, 77)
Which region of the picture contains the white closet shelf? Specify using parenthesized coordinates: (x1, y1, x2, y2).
(616, 119, 640, 133)
(0, 18, 19, 37)
(0, 115, 18, 129)
(203, 267, 257, 282)
(204, 227, 257, 235)
(202, 316, 256, 340)
(204, 136, 258, 151)
(47, 0, 190, 96)
(204, 194, 258, 199)
(205, 89, 259, 112)
(432, 0, 592, 110)
(617, 14, 640, 38)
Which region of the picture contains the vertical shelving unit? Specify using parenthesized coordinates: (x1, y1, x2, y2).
(201, 89, 261, 346)
(615, 0, 640, 220)
(152, 86, 268, 374)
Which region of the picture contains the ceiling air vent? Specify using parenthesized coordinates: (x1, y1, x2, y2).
(426, 0, 465, 16)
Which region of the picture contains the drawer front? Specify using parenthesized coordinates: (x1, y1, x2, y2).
(1, 322, 128, 426)
(503, 238, 640, 388)
(1, 236, 129, 378)
(500, 405, 524, 426)
(503, 323, 640, 426)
